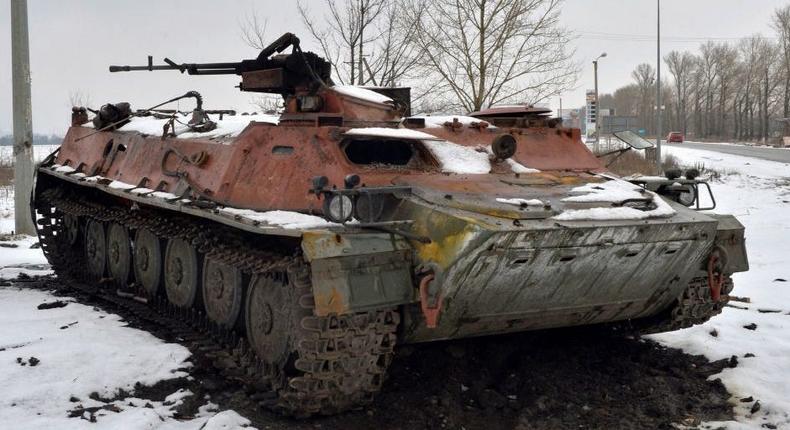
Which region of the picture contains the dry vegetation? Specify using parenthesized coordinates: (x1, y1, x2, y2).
(604, 150, 736, 180)
(604, 151, 681, 177)
(0, 168, 13, 187)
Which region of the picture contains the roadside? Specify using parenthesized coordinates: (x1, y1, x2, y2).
(666, 141, 790, 164)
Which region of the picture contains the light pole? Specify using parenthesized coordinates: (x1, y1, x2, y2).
(593, 52, 607, 153)
(656, 0, 662, 172)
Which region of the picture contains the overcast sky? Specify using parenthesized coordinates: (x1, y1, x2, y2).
(1, 0, 788, 135)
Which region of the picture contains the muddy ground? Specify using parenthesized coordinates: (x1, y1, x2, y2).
(30, 278, 735, 429)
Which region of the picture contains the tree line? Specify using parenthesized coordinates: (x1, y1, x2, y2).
(0, 134, 62, 146)
(599, 5, 790, 142)
(243, 0, 578, 113)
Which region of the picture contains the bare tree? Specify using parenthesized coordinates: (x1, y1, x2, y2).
(772, 5, 790, 128)
(665, 51, 696, 136)
(68, 89, 92, 109)
(362, 0, 424, 87)
(407, 0, 578, 112)
(737, 36, 778, 140)
(239, 10, 269, 50)
(298, 0, 386, 85)
(698, 42, 721, 137)
(712, 43, 739, 137)
(632, 63, 655, 133)
(238, 10, 282, 114)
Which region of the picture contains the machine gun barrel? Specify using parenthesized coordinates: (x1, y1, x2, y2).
(106, 33, 330, 94)
(109, 55, 242, 75)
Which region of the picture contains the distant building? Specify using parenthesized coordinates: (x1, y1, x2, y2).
(599, 114, 640, 135)
(585, 90, 596, 139)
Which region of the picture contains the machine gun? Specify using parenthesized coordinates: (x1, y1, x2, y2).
(109, 33, 332, 94)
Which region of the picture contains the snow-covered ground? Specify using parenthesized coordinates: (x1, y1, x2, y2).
(651, 145, 790, 429)
(0, 144, 60, 166)
(0, 215, 253, 428)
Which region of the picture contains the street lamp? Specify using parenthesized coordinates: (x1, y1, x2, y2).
(593, 52, 607, 153)
(656, 0, 662, 173)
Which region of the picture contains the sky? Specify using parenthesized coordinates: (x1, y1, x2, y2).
(1, 0, 788, 135)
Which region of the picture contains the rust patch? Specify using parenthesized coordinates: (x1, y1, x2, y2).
(313, 286, 348, 316)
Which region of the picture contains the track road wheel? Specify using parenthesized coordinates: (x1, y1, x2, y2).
(245, 262, 399, 417)
(106, 223, 132, 287)
(134, 229, 162, 296)
(202, 258, 243, 328)
(62, 213, 80, 247)
(84, 220, 106, 280)
(164, 238, 201, 308)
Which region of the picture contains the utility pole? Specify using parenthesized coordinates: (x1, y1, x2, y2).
(558, 96, 562, 120)
(656, 0, 663, 172)
(358, 2, 365, 85)
(11, 0, 36, 235)
(593, 52, 607, 153)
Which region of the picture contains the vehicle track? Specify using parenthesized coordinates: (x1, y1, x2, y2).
(33, 182, 398, 417)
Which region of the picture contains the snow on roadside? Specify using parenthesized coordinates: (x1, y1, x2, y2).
(0, 215, 255, 428)
(650, 145, 790, 429)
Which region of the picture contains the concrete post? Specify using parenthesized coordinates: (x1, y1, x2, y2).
(656, 0, 663, 173)
(11, 0, 36, 235)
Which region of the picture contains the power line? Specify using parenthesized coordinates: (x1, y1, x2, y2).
(574, 30, 778, 43)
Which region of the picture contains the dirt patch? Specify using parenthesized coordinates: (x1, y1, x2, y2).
(211, 328, 733, 430)
(66, 376, 206, 423)
(0, 167, 13, 186)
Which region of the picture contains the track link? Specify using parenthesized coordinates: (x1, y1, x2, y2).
(32, 182, 399, 417)
(635, 276, 733, 334)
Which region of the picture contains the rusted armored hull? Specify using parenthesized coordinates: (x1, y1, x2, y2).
(45, 114, 748, 344)
(31, 33, 750, 417)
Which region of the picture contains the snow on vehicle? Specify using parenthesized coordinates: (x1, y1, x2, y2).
(32, 33, 749, 417)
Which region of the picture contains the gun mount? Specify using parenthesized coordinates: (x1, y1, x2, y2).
(109, 33, 332, 94)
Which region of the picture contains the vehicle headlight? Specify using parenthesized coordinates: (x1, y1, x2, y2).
(323, 193, 354, 223)
(677, 185, 696, 206)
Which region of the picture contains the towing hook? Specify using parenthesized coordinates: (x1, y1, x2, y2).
(419, 273, 443, 329)
(707, 246, 729, 302)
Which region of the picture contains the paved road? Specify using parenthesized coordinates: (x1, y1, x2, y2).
(666, 141, 790, 163)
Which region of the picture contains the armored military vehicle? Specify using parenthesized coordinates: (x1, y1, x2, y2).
(32, 33, 748, 416)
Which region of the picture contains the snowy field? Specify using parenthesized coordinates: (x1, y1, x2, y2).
(0, 144, 60, 167)
(0, 271, 253, 429)
(0, 145, 60, 227)
(652, 145, 790, 429)
(0, 143, 788, 428)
